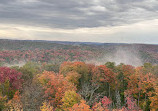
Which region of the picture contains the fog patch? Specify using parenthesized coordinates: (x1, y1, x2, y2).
(4, 61, 26, 67)
(86, 45, 143, 66)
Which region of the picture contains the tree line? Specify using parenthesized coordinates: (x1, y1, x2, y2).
(0, 61, 158, 111)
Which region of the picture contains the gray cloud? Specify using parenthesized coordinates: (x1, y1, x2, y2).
(0, 0, 158, 29)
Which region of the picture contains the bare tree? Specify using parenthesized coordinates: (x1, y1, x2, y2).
(79, 82, 102, 106)
(21, 81, 44, 111)
(115, 90, 121, 109)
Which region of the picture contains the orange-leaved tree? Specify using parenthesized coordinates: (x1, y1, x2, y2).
(92, 65, 116, 98)
(38, 71, 76, 108)
(69, 100, 92, 111)
(60, 61, 90, 85)
(6, 91, 23, 111)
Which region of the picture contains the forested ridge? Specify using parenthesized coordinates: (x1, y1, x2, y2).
(0, 39, 158, 65)
(0, 39, 158, 111)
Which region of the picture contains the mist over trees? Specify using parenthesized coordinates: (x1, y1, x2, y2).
(0, 40, 158, 111)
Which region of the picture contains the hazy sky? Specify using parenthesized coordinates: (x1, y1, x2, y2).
(0, 0, 158, 44)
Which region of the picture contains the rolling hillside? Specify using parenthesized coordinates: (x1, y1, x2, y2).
(0, 39, 157, 66)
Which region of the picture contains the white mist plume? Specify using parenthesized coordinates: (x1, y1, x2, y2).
(86, 45, 143, 66)
(4, 61, 26, 67)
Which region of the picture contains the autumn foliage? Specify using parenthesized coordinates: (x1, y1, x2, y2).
(0, 61, 157, 111)
(38, 71, 76, 108)
(0, 67, 23, 110)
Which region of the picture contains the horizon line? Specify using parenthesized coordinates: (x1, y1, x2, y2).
(0, 38, 157, 45)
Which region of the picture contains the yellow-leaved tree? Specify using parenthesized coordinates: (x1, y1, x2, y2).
(60, 90, 81, 110)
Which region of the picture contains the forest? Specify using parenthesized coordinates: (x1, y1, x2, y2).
(0, 61, 158, 111)
(0, 40, 158, 111)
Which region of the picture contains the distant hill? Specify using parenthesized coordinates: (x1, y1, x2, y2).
(0, 39, 157, 66)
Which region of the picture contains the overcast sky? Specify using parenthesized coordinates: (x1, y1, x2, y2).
(0, 0, 158, 44)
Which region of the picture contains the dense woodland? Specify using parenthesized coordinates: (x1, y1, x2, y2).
(0, 39, 158, 65)
(0, 61, 158, 111)
(0, 40, 158, 111)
